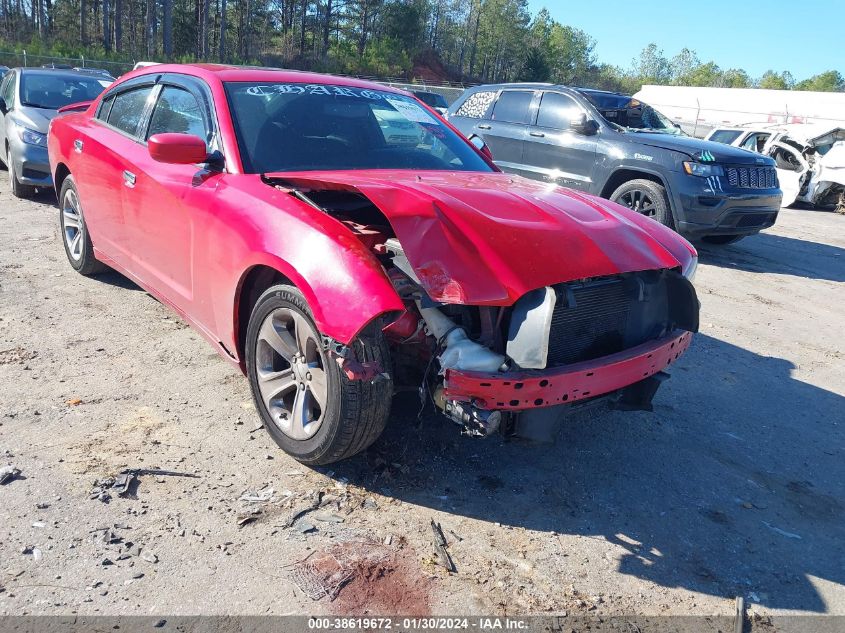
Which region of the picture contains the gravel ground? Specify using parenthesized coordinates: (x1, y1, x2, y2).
(1, 176, 843, 621)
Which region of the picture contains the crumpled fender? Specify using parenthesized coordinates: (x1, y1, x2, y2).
(209, 176, 403, 352)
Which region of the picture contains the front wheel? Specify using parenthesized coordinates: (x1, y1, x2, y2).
(245, 284, 392, 465)
(610, 179, 674, 229)
(7, 148, 35, 199)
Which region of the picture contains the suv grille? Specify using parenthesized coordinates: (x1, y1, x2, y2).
(725, 166, 777, 189)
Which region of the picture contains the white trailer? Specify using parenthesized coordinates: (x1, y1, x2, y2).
(633, 85, 845, 138)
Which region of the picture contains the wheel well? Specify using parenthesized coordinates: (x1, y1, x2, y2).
(234, 265, 293, 367)
(54, 163, 71, 194)
(600, 169, 667, 200)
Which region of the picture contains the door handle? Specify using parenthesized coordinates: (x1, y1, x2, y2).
(123, 170, 136, 188)
(73, 139, 83, 153)
(529, 131, 545, 138)
(477, 124, 491, 130)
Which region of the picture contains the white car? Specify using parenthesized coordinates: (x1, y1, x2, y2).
(707, 123, 845, 209)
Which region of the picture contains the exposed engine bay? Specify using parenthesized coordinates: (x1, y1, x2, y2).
(267, 177, 700, 440)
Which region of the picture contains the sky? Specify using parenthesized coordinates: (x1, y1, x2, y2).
(527, 0, 844, 81)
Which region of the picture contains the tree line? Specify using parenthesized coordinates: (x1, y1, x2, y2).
(1, 0, 842, 93)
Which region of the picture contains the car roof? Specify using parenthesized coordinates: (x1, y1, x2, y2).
(127, 63, 409, 96)
(17, 67, 108, 80)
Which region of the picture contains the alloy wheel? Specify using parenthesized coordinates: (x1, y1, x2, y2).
(619, 189, 657, 217)
(254, 307, 328, 440)
(62, 188, 85, 262)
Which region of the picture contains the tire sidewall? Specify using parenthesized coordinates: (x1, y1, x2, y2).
(245, 285, 346, 464)
(59, 176, 91, 272)
(611, 180, 674, 229)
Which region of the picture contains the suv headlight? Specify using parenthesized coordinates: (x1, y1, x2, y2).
(15, 124, 47, 146)
(683, 161, 723, 177)
(682, 255, 698, 282)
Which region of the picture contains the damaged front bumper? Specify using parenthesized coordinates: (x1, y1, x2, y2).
(442, 329, 692, 411)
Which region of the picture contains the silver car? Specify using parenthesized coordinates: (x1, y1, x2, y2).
(0, 68, 111, 198)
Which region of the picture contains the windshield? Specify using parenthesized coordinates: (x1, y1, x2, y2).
(224, 82, 493, 174)
(20, 73, 110, 110)
(578, 90, 683, 136)
(414, 91, 448, 109)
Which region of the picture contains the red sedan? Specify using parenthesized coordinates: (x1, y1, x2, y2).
(48, 64, 699, 464)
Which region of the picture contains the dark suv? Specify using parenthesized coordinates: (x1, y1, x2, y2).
(447, 84, 782, 244)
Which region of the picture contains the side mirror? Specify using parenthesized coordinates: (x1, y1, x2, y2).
(0, 98, 7, 115)
(468, 134, 493, 160)
(570, 113, 599, 136)
(148, 133, 208, 164)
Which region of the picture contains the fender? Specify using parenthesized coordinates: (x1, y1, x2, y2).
(599, 163, 682, 217)
(207, 176, 405, 360)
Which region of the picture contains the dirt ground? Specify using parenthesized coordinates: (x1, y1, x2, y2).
(1, 175, 843, 621)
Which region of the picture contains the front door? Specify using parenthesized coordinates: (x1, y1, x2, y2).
(523, 91, 598, 191)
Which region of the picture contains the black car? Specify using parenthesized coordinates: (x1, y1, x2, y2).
(412, 90, 448, 115)
(447, 84, 783, 244)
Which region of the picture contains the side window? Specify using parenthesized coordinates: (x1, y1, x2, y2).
(147, 86, 209, 143)
(491, 90, 533, 125)
(107, 86, 154, 137)
(454, 90, 496, 119)
(1, 72, 15, 107)
(536, 92, 580, 130)
(97, 93, 115, 122)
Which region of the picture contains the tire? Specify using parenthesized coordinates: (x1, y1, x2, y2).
(59, 175, 108, 276)
(610, 179, 674, 229)
(702, 234, 745, 245)
(246, 284, 393, 465)
(7, 147, 35, 199)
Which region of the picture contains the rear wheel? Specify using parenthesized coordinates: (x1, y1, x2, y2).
(610, 179, 674, 229)
(702, 234, 745, 245)
(246, 284, 392, 465)
(7, 147, 35, 199)
(59, 175, 107, 275)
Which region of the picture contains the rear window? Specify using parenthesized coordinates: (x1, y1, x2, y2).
(709, 130, 743, 145)
(491, 91, 533, 125)
(414, 91, 448, 109)
(454, 90, 496, 119)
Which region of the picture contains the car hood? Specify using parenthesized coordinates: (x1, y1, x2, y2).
(630, 132, 774, 165)
(265, 170, 693, 305)
(13, 106, 59, 134)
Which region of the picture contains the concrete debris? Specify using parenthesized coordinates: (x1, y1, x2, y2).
(298, 521, 316, 534)
(0, 465, 22, 485)
(140, 550, 159, 564)
(312, 513, 345, 524)
(237, 508, 263, 528)
(239, 486, 274, 503)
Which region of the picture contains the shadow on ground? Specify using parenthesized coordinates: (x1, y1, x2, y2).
(329, 334, 845, 612)
(697, 229, 845, 282)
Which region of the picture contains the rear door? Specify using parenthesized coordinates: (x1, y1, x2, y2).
(0, 71, 16, 161)
(523, 91, 597, 190)
(478, 89, 536, 175)
(73, 78, 158, 263)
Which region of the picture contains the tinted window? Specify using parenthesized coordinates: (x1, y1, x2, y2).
(536, 92, 580, 129)
(97, 94, 115, 121)
(147, 86, 208, 142)
(454, 90, 496, 119)
(491, 90, 533, 124)
(224, 82, 493, 174)
(107, 86, 154, 137)
(709, 130, 743, 145)
(19, 73, 107, 109)
(414, 91, 447, 109)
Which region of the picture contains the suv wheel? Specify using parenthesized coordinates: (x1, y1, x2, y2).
(245, 284, 393, 465)
(610, 179, 674, 229)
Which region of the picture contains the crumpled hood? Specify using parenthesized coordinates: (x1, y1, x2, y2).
(632, 132, 775, 165)
(13, 106, 59, 134)
(267, 170, 694, 305)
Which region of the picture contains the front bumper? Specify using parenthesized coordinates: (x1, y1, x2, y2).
(443, 330, 692, 411)
(671, 176, 782, 238)
(10, 138, 52, 187)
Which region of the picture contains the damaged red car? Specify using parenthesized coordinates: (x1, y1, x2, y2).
(48, 65, 699, 464)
